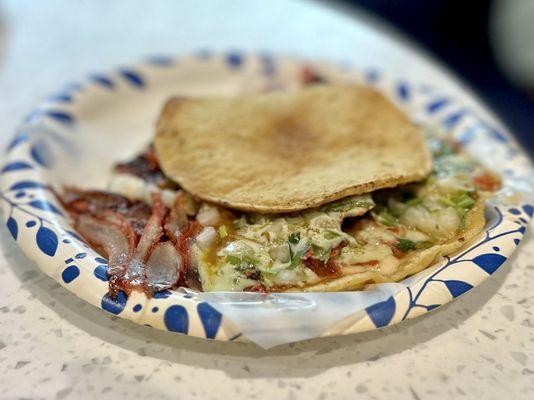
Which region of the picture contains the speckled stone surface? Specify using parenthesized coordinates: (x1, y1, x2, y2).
(0, 1, 533, 399)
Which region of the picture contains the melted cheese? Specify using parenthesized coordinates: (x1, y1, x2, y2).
(196, 194, 374, 291)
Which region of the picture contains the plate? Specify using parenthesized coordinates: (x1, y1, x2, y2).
(1, 51, 532, 344)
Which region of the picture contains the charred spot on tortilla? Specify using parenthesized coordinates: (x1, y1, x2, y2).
(154, 84, 433, 213)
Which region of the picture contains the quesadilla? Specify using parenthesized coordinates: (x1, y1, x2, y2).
(61, 82, 500, 295)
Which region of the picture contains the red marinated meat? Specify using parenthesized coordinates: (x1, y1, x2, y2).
(63, 188, 195, 297)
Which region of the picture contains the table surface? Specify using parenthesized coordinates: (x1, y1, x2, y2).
(0, 1, 533, 399)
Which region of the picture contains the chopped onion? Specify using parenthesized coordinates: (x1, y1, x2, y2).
(269, 243, 291, 263)
(196, 203, 221, 226)
(108, 173, 175, 207)
(195, 226, 217, 250)
(400, 205, 459, 238)
(277, 269, 299, 284)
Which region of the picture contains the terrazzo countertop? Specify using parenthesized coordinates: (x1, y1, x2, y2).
(0, 1, 533, 399)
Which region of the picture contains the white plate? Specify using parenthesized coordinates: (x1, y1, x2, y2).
(0, 51, 532, 345)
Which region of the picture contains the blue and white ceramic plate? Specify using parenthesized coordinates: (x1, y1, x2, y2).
(1, 52, 532, 344)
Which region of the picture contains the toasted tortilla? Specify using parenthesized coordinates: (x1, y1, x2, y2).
(288, 199, 486, 292)
(154, 85, 432, 213)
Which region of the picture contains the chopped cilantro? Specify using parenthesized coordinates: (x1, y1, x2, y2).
(377, 208, 397, 226)
(242, 254, 258, 265)
(452, 192, 475, 208)
(439, 196, 456, 207)
(288, 232, 301, 245)
(396, 239, 416, 252)
(226, 252, 258, 269)
(439, 191, 476, 231)
(226, 255, 241, 266)
(396, 238, 433, 253)
(457, 209, 468, 230)
(288, 242, 310, 269)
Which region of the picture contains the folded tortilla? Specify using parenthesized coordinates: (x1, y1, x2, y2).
(154, 85, 432, 213)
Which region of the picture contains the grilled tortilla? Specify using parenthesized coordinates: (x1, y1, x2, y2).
(154, 85, 432, 213)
